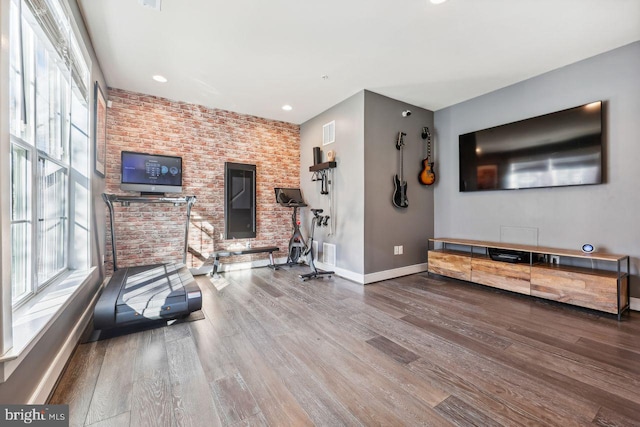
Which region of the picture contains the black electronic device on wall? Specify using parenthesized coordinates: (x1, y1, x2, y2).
(459, 101, 603, 192)
(121, 151, 183, 194)
(225, 162, 256, 239)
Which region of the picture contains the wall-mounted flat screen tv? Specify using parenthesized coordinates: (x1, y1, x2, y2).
(121, 151, 183, 194)
(459, 101, 603, 192)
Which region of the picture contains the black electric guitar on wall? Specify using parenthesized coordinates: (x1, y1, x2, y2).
(418, 126, 436, 186)
(392, 132, 409, 208)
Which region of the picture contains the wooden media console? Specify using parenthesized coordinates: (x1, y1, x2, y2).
(428, 238, 630, 319)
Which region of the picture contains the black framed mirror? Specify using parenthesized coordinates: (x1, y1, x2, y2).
(224, 162, 256, 239)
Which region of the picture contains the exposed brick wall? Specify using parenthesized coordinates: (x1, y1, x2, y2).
(104, 88, 300, 273)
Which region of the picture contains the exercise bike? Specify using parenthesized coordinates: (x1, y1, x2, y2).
(274, 188, 334, 281)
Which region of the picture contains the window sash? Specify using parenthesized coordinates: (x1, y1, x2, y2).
(10, 144, 33, 304)
(37, 157, 68, 285)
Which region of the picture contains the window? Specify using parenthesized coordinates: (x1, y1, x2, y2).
(9, 0, 91, 306)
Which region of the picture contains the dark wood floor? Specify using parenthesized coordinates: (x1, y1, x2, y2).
(50, 266, 640, 426)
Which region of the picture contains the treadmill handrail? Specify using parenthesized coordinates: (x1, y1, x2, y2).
(102, 193, 196, 271)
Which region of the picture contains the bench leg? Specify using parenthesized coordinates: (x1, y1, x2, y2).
(211, 257, 221, 279)
(268, 252, 278, 270)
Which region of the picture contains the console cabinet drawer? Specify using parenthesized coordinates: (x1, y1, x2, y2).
(530, 266, 622, 314)
(428, 250, 471, 281)
(471, 258, 531, 295)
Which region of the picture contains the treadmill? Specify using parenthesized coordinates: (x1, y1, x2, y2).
(94, 263, 202, 329)
(94, 194, 202, 330)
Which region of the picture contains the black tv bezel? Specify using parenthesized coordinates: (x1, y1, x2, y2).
(120, 150, 183, 194)
(458, 101, 604, 193)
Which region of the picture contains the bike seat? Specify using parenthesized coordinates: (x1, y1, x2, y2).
(310, 208, 323, 215)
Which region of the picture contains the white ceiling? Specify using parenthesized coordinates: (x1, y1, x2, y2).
(77, 0, 640, 125)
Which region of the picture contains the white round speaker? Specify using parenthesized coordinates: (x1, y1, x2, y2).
(581, 243, 595, 253)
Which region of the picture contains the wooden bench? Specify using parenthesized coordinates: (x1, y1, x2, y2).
(207, 246, 279, 278)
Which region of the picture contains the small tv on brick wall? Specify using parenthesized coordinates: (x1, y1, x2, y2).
(120, 151, 183, 194)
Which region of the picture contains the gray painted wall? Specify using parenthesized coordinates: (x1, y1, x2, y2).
(363, 91, 434, 274)
(434, 41, 640, 298)
(300, 90, 435, 278)
(300, 91, 365, 275)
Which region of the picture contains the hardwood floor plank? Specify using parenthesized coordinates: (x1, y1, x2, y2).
(409, 358, 548, 426)
(222, 289, 363, 426)
(278, 331, 454, 426)
(221, 332, 314, 427)
(576, 337, 640, 374)
(435, 395, 503, 427)
(227, 412, 269, 427)
(505, 342, 640, 405)
(372, 282, 514, 349)
(188, 314, 238, 383)
(84, 333, 140, 425)
(48, 340, 108, 427)
(166, 335, 222, 427)
(592, 405, 640, 427)
(211, 373, 260, 425)
(351, 310, 601, 425)
(365, 335, 420, 364)
(130, 328, 173, 427)
(86, 411, 130, 427)
(264, 272, 379, 341)
(274, 291, 450, 408)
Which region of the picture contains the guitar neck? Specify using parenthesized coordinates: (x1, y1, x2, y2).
(400, 144, 404, 182)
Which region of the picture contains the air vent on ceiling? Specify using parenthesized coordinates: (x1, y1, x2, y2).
(323, 121, 335, 145)
(139, 0, 161, 11)
(323, 243, 336, 266)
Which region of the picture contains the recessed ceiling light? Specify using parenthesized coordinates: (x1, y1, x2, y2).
(430, 0, 448, 4)
(282, 105, 293, 111)
(152, 75, 167, 83)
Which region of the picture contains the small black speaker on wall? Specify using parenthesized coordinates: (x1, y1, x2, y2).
(313, 147, 322, 165)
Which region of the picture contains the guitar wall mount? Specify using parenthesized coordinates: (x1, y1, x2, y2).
(421, 127, 430, 139)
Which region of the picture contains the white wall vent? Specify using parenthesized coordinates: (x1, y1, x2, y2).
(323, 121, 335, 145)
(323, 243, 336, 266)
(139, 0, 161, 11)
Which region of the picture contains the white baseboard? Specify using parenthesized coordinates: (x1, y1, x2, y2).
(314, 261, 364, 284)
(630, 297, 640, 312)
(28, 278, 104, 404)
(313, 261, 429, 285)
(363, 262, 429, 284)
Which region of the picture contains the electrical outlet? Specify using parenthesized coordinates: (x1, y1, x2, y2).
(393, 246, 398, 255)
(551, 255, 560, 265)
(398, 245, 403, 255)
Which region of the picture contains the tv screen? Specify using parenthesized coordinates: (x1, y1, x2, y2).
(459, 101, 603, 192)
(120, 151, 183, 194)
